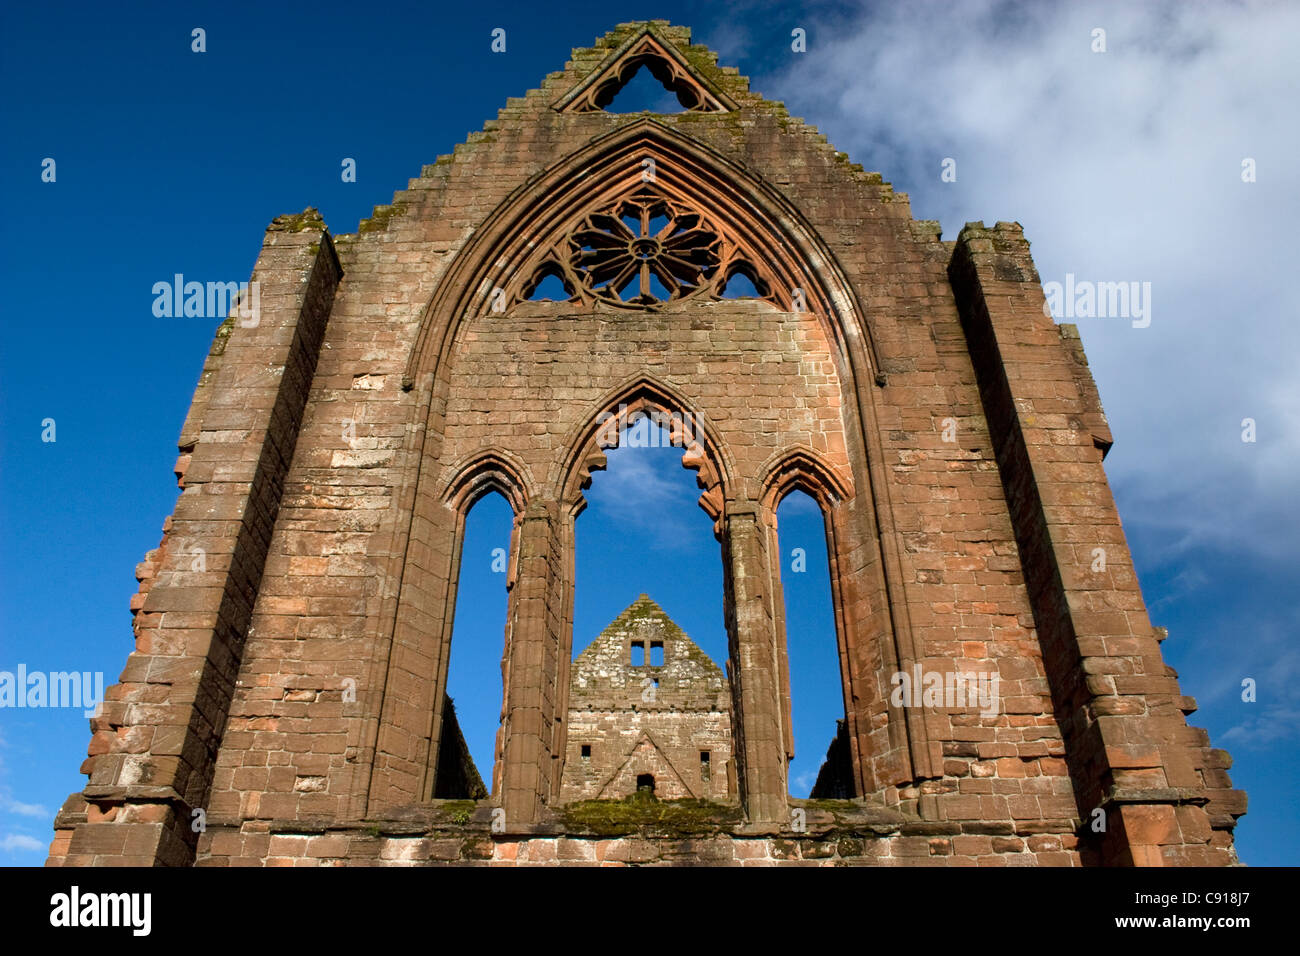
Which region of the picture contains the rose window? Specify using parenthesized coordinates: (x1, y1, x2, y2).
(568, 193, 723, 306)
(515, 188, 776, 309)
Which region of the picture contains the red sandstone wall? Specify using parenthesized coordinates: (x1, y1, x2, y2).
(47, 21, 1241, 867)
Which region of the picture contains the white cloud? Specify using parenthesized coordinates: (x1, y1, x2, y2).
(0, 727, 52, 821)
(760, 0, 1299, 561)
(1220, 706, 1300, 748)
(0, 834, 44, 853)
(584, 427, 712, 547)
(2, 798, 49, 818)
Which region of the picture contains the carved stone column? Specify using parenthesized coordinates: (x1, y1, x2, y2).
(497, 500, 565, 825)
(723, 501, 788, 826)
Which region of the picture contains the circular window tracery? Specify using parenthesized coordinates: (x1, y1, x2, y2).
(511, 187, 779, 311)
(569, 193, 722, 306)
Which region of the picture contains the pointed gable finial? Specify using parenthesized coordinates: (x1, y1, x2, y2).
(553, 23, 737, 114)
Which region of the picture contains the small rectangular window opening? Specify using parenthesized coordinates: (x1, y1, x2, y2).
(581, 744, 591, 760)
(630, 641, 645, 666)
(650, 641, 664, 667)
(700, 750, 711, 781)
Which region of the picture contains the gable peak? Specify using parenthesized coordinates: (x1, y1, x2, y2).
(554, 23, 736, 114)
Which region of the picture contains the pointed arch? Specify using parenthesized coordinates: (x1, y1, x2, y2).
(757, 447, 865, 797)
(402, 119, 883, 392)
(556, 373, 735, 532)
(440, 448, 537, 515)
(384, 119, 936, 818)
(369, 448, 532, 811)
(758, 445, 855, 515)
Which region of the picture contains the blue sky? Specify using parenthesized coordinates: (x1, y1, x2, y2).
(1, 0, 1294, 865)
(448, 430, 839, 799)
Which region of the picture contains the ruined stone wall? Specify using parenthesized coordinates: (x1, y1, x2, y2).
(560, 597, 733, 802)
(194, 814, 1083, 867)
(48, 20, 1243, 867)
(432, 696, 487, 800)
(561, 711, 732, 802)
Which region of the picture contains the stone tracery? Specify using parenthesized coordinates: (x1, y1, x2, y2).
(516, 186, 776, 309)
(554, 32, 734, 114)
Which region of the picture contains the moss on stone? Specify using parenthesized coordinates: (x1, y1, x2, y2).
(358, 201, 408, 234)
(440, 800, 476, 825)
(562, 795, 741, 837)
(798, 798, 859, 814)
(680, 45, 719, 74)
(273, 208, 324, 233)
(206, 314, 237, 359)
